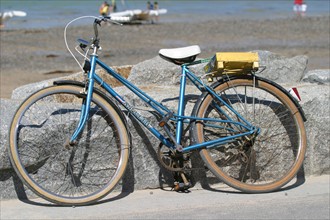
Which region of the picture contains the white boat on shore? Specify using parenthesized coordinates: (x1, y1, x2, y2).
(0, 10, 27, 28)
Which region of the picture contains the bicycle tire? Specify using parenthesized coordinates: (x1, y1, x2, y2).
(191, 76, 307, 193)
(9, 85, 130, 205)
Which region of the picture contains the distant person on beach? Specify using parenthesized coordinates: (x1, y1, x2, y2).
(154, 2, 159, 10)
(146, 1, 160, 24)
(154, 2, 159, 22)
(147, 1, 154, 10)
(293, 0, 307, 17)
(99, 1, 110, 16)
(0, 14, 5, 28)
(112, 0, 117, 12)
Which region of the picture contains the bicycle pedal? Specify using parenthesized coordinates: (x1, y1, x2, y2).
(173, 181, 192, 192)
(158, 112, 173, 127)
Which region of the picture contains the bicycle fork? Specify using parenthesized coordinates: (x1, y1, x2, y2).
(65, 54, 98, 148)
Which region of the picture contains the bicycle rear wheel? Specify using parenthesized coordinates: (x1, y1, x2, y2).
(9, 85, 130, 205)
(191, 76, 307, 193)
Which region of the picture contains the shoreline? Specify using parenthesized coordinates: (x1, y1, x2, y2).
(1, 15, 329, 98)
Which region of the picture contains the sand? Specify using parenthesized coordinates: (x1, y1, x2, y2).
(0, 16, 329, 98)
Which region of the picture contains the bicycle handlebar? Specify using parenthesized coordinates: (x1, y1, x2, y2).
(65, 16, 122, 71)
(92, 16, 122, 46)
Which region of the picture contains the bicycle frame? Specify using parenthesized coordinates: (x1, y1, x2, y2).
(69, 49, 258, 153)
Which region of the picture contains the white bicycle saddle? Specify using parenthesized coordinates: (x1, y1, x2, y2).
(159, 45, 201, 65)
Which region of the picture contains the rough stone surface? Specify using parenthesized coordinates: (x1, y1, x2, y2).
(302, 69, 330, 84)
(128, 51, 308, 86)
(0, 99, 25, 200)
(254, 50, 308, 83)
(298, 84, 330, 176)
(128, 56, 182, 86)
(1, 52, 329, 200)
(0, 99, 21, 170)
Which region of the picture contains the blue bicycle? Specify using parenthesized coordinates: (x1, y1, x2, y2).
(8, 17, 307, 205)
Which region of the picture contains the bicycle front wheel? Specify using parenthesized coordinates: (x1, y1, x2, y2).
(9, 85, 130, 205)
(191, 76, 307, 193)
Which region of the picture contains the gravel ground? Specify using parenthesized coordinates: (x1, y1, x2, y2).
(0, 15, 329, 98)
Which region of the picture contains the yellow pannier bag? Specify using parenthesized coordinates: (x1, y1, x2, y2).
(204, 52, 259, 82)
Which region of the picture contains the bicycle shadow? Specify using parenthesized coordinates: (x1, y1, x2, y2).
(125, 111, 176, 187)
(189, 150, 306, 194)
(10, 167, 135, 207)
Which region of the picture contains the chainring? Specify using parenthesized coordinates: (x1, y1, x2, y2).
(157, 143, 190, 172)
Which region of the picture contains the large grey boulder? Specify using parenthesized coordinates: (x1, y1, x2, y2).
(128, 56, 181, 86)
(0, 99, 25, 200)
(299, 69, 330, 176)
(299, 84, 330, 175)
(1, 51, 328, 200)
(128, 56, 205, 86)
(253, 50, 308, 83)
(0, 99, 21, 170)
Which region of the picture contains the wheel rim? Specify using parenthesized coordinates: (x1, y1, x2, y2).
(9, 86, 129, 204)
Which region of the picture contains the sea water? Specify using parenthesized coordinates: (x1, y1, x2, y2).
(1, 0, 329, 29)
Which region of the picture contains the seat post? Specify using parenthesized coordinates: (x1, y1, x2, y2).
(175, 64, 188, 145)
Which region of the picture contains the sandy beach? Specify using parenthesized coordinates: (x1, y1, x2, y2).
(0, 16, 329, 98)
